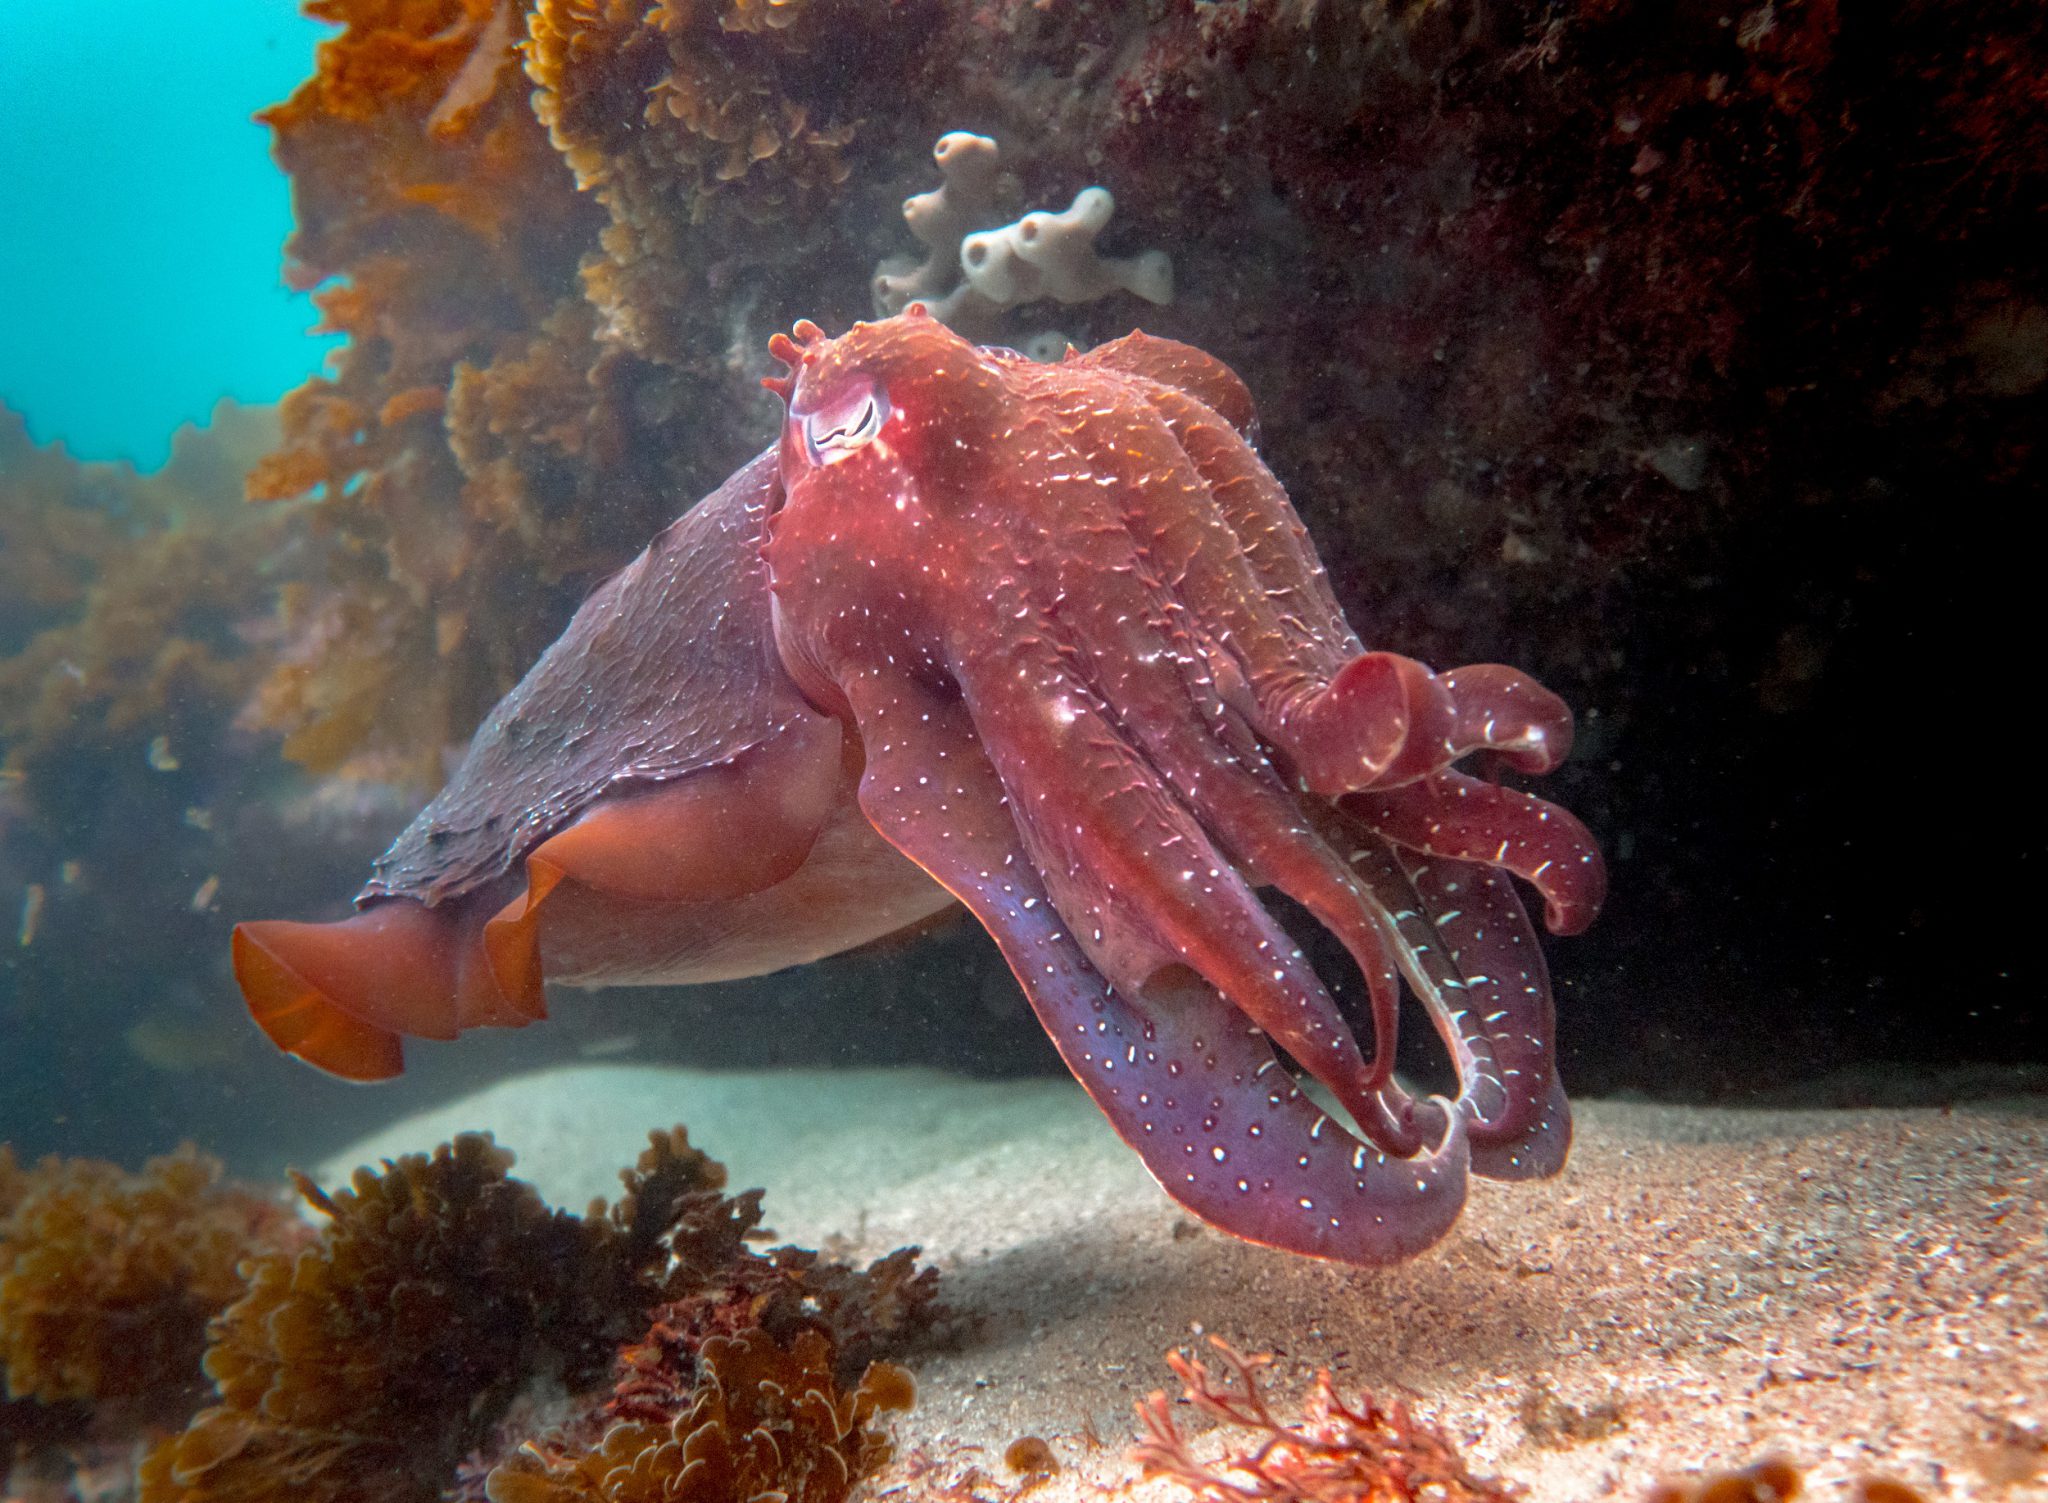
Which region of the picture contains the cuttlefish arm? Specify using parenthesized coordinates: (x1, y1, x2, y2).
(843, 667, 1469, 1267)
(232, 451, 850, 1080)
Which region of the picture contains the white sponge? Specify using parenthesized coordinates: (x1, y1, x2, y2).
(873, 134, 1174, 331)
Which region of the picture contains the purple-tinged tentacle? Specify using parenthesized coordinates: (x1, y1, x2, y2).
(846, 673, 1470, 1267)
(1336, 828, 1570, 1180)
(1265, 656, 1583, 799)
(954, 640, 1402, 1156)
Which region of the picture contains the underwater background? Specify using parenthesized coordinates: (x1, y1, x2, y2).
(0, 0, 2043, 1497)
(0, 3, 337, 466)
(3, 0, 2040, 1173)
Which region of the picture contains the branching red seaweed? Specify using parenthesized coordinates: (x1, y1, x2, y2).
(1133, 1339, 1519, 1503)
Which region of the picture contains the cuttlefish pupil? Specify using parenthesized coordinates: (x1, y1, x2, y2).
(802, 388, 888, 463)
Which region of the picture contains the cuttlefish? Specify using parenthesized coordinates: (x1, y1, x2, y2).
(235, 309, 1604, 1265)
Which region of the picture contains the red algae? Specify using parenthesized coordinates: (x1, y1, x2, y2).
(1134, 1338, 1520, 1503)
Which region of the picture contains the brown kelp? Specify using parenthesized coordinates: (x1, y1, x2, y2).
(136, 1128, 934, 1503)
(0, 1144, 303, 1412)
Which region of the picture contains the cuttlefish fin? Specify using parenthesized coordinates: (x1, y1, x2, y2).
(234, 715, 844, 1078)
(478, 714, 843, 1017)
(233, 901, 471, 1082)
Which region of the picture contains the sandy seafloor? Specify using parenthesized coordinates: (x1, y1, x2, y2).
(321, 1066, 2047, 1502)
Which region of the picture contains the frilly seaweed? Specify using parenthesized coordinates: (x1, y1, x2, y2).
(236, 0, 935, 785)
(471, 1130, 935, 1503)
(0, 403, 286, 791)
(135, 1128, 936, 1503)
(240, 0, 613, 786)
(482, 1327, 912, 1503)
(526, 0, 866, 361)
(0, 1147, 24, 1222)
(0, 1144, 304, 1411)
(137, 1130, 698, 1502)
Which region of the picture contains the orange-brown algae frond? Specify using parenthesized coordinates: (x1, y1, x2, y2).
(1647, 1457, 1802, 1503)
(469, 1159, 938, 1501)
(605, 1125, 764, 1289)
(863, 1360, 917, 1414)
(0, 1144, 303, 1409)
(0, 402, 290, 784)
(131, 1125, 926, 1503)
(720, 0, 808, 35)
(236, 0, 902, 782)
(136, 1132, 663, 1503)
(751, 1243, 947, 1384)
(483, 1326, 909, 1503)
(377, 384, 450, 428)
(1003, 1435, 1058, 1477)
(235, 0, 607, 787)
(0, 1146, 25, 1222)
(529, 0, 859, 229)
(1133, 1338, 1520, 1503)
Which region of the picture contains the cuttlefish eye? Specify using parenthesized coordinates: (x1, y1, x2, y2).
(798, 377, 889, 465)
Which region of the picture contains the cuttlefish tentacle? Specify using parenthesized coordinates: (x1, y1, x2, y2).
(1330, 819, 1572, 1177)
(978, 363, 1583, 1161)
(921, 423, 1410, 1122)
(1032, 368, 1572, 1155)
(961, 625, 1446, 1154)
(992, 373, 1409, 1100)
(951, 622, 1393, 1145)
(845, 665, 1470, 1266)
(1436, 665, 1576, 776)
(1086, 360, 1574, 801)
(1347, 770, 1606, 936)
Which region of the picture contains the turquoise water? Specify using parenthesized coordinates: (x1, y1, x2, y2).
(0, 1, 337, 468)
